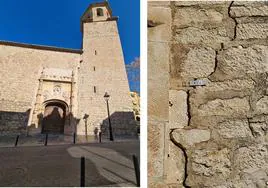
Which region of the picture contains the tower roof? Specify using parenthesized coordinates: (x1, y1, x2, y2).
(81, 1, 117, 23)
(80, 1, 118, 33)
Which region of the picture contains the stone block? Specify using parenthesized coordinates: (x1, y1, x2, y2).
(249, 122, 267, 138)
(164, 140, 185, 185)
(196, 97, 250, 117)
(174, 7, 224, 29)
(148, 1, 170, 7)
(169, 90, 188, 129)
(180, 47, 216, 80)
(212, 45, 268, 80)
(148, 41, 169, 121)
(236, 23, 268, 40)
(190, 79, 255, 108)
(191, 148, 231, 177)
(174, 1, 229, 7)
(230, 2, 268, 17)
(234, 145, 267, 174)
(214, 119, 252, 139)
(255, 96, 268, 115)
(174, 27, 232, 49)
(171, 129, 211, 147)
(148, 5, 171, 42)
(148, 121, 166, 178)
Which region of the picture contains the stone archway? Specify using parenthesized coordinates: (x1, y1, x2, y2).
(41, 100, 68, 134)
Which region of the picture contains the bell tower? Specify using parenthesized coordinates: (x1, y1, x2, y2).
(77, 1, 135, 136)
(81, 1, 113, 23)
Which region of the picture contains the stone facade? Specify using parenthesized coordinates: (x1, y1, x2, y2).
(0, 2, 136, 137)
(148, 1, 268, 187)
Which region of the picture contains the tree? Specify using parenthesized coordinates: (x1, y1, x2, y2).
(126, 57, 140, 93)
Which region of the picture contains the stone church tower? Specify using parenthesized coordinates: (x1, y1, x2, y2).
(0, 1, 136, 137)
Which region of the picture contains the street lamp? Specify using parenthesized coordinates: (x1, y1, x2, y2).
(104, 92, 114, 141)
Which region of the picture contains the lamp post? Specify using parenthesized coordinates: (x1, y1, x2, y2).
(104, 92, 114, 141)
(83, 114, 89, 140)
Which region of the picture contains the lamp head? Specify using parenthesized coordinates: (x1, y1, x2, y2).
(104, 92, 110, 101)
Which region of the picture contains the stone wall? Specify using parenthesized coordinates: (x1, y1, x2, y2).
(148, 1, 268, 187)
(0, 45, 80, 134)
(0, 3, 135, 137)
(78, 20, 136, 136)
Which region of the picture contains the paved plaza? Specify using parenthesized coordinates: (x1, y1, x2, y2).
(0, 141, 139, 187)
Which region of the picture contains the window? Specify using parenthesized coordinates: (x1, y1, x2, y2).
(93, 66, 96, 71)
(96, 8, 104, 16)
(95, 50, 97, 55)
(94, 86, 96, 93)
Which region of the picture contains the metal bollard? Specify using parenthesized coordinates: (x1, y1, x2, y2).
(44, 134, 48, 146)
(132, 155, 140, 187)
(80, 156, 85, 187)
(14, 135, 19, 147)
(73, 132, 76, 144)
(99, 132, 102, 143)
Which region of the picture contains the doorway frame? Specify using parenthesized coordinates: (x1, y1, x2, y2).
(41, 99, 69, 134)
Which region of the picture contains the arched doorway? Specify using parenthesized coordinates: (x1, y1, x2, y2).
(42, 100, 67, 134)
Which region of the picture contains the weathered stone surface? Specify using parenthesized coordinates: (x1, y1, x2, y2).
(148, 4, 171, 41)
(236, 23, 268, 40)
(180, 47, 216, 79)
(212, 45, 268, 80)
(174, 1, 229, 7)
(174, 7, 224, 29)
(215, 119, 252, 139)
(174, 27, 231, 49)
(148, 121, 166, 178)
(234, 145, 267, 174)
(148, 3, 171, 122)
(172, 129, 211, 147)
(192, 148, 231, 177)
(255, 96, 268, 115)
(148, 41, 169, 121)
(190, 79, 255, 107)
(230, 2, 268, 17)
(236, 16, 268, 24)
(169, 90, 188, 129)
(165, 140, 185, 185)
(197, 97, 250, 117)
(249, 122, 267, 138)
(149, 1, 268, 187)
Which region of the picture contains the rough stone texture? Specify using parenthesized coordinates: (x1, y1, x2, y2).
(230, 1, 268, 17)
(148, 1, 268, 187)
(197, 97, 250, 117)
(180, 47, 216, 80)
(255, 96, 268, 115)
(236, 23, 268, 40)
(148, 2, 171, 121)
(0, 3, 135, 136)
(164, 140, 185, 185)
(211, 45, 268, 81)
(169, 90, 188, 129)
(172, 129, 210, 147)
(148, 121, 166, 178)
(148, 2, 172, 187)
(191, 148, 231, 177)
(234, 145, 267, 174)
(215, 119, 252, 139)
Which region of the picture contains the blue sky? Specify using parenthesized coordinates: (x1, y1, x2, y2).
(0, 0, 140, 93)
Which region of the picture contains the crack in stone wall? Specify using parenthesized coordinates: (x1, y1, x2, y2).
(228, 1, 238, 40)
(170, 129, 190, 188)
(186, 90, 191, 127)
